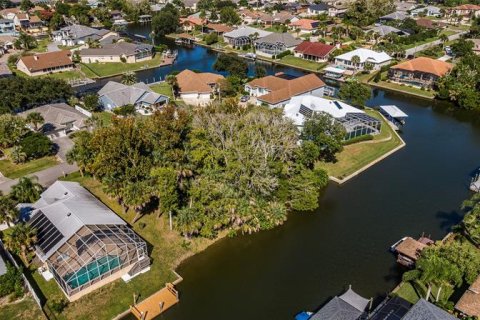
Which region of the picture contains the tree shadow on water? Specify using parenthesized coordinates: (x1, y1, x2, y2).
(435, 210, 463, 233)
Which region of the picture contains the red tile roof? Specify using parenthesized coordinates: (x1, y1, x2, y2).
(294, 41, 335, 58)
(289, 19, 318, 30)
(391, 57, 453, 77)
(453, 4, 480, 10)
(176, 69, 224, 94)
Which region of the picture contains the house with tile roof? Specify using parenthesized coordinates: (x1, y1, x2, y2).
(294, 41, 336, 62)
(388, 57, 452, 88)
(334, 48, 392, 72)
(245, 73, 325, 108)
(16, 50, 75, 76)
(254, 32, 302, 58)
(80, 42, 153, 64)
(98, 81, 169, 115)
(52, 24, 111, 46)
(289, 19, 319, 34)
(448, 4, 480, 20)
(455, 274, 480, 318)
(175, 69, 224, 106)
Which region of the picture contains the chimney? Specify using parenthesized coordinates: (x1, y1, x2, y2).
(34, 55, 39, 61)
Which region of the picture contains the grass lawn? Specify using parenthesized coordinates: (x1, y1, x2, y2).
(392, 281, 454, 305)
(278, 55, 327, 72)
(29, 39, 50, 53)
(316, 110, 404, 180)
(150, 82, 174, 99)
(0, 156, 58, 179)
(80, 55, 165, 78)
(26, 172, 217, 320)
(93, 111, 115, 126)
(0, 297, 45, 320)
(43, 69, 87, 81)
(372, 79, 436, 99)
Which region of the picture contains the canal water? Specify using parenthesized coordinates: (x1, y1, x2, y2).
(125, 25, 480, 319)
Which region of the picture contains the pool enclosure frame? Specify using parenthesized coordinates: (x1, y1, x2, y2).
(337, 112, 382, 140)
(46, 224, 148, 298)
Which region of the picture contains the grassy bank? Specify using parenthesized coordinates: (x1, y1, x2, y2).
(370, 80, 436, 99)
(392, 281, 454, 305)
(26, 172, 218, 320)
(0, 156, 58, 179)
(278, 55, 327, 72)
(79, 55, 166, 78)
(317, 110, 404, 180)
(150, 82, 174, 99)
(0, 297, 45, 320)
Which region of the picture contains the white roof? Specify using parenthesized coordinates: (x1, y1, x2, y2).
(0, 253, 6, 276)
(323, 66, 346, 74)
(29, 181, 126, 262)
(223, 26, 272, 39)
(335, 48, 392, 64)
(284, 94, 364, 126)
(380, 105, 408, 118)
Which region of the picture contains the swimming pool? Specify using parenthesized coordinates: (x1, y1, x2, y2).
(64, 255, 121, 289)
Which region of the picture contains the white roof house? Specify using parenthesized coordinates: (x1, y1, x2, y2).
(335, 48, 392, 64)
(224, 26, 272, 39)
(27, 181, 149, 300)
(380, 105, 408, 118)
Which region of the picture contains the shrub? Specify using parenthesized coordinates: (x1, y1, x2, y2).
(49, 298, 69, 313)
(19, 131, 54, 160)
(120, 56, 127, 63)
(374, 72, 382, 83)
(0, 263, 24, 299)
(343, 134, 374, 145)
(113, 104, 136, 116)
(204, 32, 218, 45)
(275, 50, 292, 59)
(7, 54, 20, 65)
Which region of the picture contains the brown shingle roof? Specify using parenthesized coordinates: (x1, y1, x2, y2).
(395, 237, 426, 261)
(391, 57, 452, 77)
(18, 51, 73, 72)
(294, 41, 336, 58)
(455, 275, 480, 317)
(176, 69, 224, 94)
(289, 19, 318, 30)
(206, 23, 233, 33)
(248, 73, 325, 105)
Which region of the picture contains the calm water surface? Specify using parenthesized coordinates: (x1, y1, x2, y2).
(124, 24, 480, 320)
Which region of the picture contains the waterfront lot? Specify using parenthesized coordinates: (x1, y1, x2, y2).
(80, 55, 165, 78)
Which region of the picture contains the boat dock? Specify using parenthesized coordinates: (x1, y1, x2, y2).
(378, 105, 408, 131)
(130, 283, 179, 320)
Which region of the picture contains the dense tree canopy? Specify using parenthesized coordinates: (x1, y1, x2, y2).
(213, 53, 248, 78)
(338, 80, 371, 107)
(344, 0, 395, 27)
(152, 4, 180, 37)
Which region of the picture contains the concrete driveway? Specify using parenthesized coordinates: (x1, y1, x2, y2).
(54, 136, 74, 162)
(47, 42, 61, 52)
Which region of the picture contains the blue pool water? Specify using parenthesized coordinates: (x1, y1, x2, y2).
(64, 255, 121, 289)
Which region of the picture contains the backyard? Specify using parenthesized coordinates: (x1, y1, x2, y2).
(0, 297, 45, 320)
(317, 110, 404, 180)
(369, 72, 436, 99)
(277, 55, 327, 72)
(0, 156, 58, 179)
(79, 54, 166, 78)
(392, 281, 454, 305)
(22, 172, 218, 320)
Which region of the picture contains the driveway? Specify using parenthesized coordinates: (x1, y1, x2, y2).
(47, 42, 61, 52)
(54, 136, 74, 162)
(404, 31, 467, 57)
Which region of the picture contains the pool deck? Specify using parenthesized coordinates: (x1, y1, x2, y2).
(130, 283, 179, 320)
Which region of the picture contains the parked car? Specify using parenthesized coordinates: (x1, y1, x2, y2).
(240, 95, 250, 102)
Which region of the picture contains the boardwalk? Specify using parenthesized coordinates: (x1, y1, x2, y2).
(130, 283, 179, 320)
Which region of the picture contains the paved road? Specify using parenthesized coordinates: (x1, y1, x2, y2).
(404, 31, 468, 56)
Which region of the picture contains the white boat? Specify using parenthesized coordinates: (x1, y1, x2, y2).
(239, 53, 256, 60)
(390, 237, 407, 252)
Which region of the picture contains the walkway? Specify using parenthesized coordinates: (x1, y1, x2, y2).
(404, 31, 467, 56)
(130, 284, 179, 320)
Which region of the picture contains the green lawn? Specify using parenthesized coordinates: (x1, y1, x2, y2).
(150, 82, 174, 99)
(0, 157, 58, 179)
(316, 110, 404, 180)
(278, 55, 327, 72)
(43, 69, 87, 81)
(392, 281, 454, 305)
(371, 79, 436, 99)
(0, 297, 45, 320)
(25, 172, 217, 320)
(29, 39, 50, 53)
(80, 54, 165, 78)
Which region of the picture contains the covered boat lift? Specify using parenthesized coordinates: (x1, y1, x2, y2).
(379, 105, 408, 130)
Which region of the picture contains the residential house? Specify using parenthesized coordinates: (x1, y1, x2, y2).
(455, 275, 480, 318)
(293, 41, 336, 62)
(25, 15, 48, 36)
(27, 181, 150, 301)
(0, 8, 21, 20)
(179, 15, 205, 32)
(309, 286, 370, 320)
(379, 11, 408, 23)
(472, 39, 480, 55)
(448, 4, 480, 20)
(16, 50, 75, 76)
(80, 42, 153, 64)
(394, 1, 416, 12)
(254, 32, 302, 58)
(98, 81, 169, 115)
(403, 299, 458, 320)
(183, 0, 200, 10)
(284, 95, 381, 139)
(415, 18, 445, 29)
(334, 48, 393, 72)
(388, 57, 452, 88)
(289, 19, 319, 34)
(205, 23, 234, 35)
(327, 2, 348, 17)
(0, 19, 16, 35)
(18, 103, 89, 139)
(239, 9, 273, 25)
(176, 69, 224, 106)
(223, 26, 272, 47)
(272, 11, 297, 24)
(307, 3, 329, 16)
(370, 297, 458, 320)
(13, 12, 29, 29)
(245, 73, 326, 108)
(410, 5, 443, 17)
(52, 24, 111, 47)
(367, 25, 407, 37)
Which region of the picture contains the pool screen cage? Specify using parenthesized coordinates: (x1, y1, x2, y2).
(255, 41, 286, 56)
(46, 224, 148, 297)
(337, 113, 382, 140)
(231, 36, 251, 48)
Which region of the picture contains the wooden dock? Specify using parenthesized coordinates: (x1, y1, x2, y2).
(130, 283, 179, 320)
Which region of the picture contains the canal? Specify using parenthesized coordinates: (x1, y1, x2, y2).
(125, 25, 480, 319)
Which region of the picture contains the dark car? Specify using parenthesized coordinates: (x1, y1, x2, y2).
(240, 95, 250, 103)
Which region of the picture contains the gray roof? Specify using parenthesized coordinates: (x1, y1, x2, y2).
(29, 181, 126, 262)
(309, 3, 329, 11)
(0, 252, 6, 276)
(368, 25, 404, 37)
(402, 299, 458, 320)
(224, 26, 272, 39)
(0, 18, 13, 24)
(255, 32, 302, 47)
(380, 11, 408, 21)
(310, 288, 369, 320)
(18, 103, 88, 133)
(54, 24, 109, 41)
(80, 41, 153, 57)
(98, 81, 167, 108)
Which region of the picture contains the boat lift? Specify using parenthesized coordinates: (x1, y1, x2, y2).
(378, 105, 408, 131)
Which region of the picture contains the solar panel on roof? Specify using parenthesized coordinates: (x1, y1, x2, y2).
(333, 101, 343, 109)
(299, 105, 313, 118)
(29, 212, 64, 255)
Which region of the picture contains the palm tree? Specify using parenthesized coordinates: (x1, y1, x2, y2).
(4, 223, 37, 265)
(25, 112, 44, 131)
(351, 55, 361, 73)
(166, 74, 179, 97)
(86, 38, 101, 48)
(121, 72, 138, 85)
(10, 176, 43, 203)
(10, 145, 27, 164)
(14, 32, 37, 50)
(0, 193, 19, 227)
(440, 33, 449, 48)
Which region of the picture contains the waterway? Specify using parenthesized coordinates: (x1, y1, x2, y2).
(124, 25, 480, 319)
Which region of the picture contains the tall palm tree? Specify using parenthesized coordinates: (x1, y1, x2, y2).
(10, 145, 27, 164)
(351, 55, 361, 73)
(25, 112, 44, 131)
(121, 72, 138, 85)
(439, 33, 449, 48)
(10, 176, 43, 203)
(4, 223, 37, 265)
(0, 193, 19, 227)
